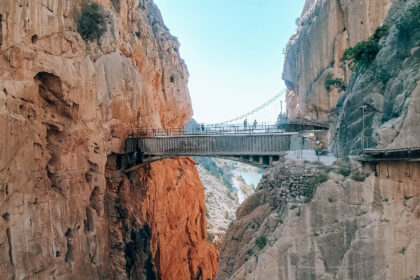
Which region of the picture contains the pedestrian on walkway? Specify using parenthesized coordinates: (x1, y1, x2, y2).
(244, 118, 248, 129)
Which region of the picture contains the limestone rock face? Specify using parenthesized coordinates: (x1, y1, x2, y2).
(332, 0, 420, 154)
(216, 160, 420, 280)
(197, 164, 239, 245)
(283, 0, 392, 124)
(0, 0, 216, 279)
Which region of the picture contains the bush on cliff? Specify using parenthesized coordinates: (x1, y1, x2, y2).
(351, 169, 369, 182)
(324, 73, 346, 91)
(341, 40, 379, 68)
(340, 24, 390, 69)
(256, 236, 267, 249)
(78, 2, 106, 41)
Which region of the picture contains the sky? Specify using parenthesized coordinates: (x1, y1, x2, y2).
(154, 0, 306, 124)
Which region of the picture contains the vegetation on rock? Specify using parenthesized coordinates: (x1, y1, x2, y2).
(337, 164, 352, 177)
(324, 73, 346, 91)
(341, 40, 379, 68)
(256, 236, 267, 249)
(78, 2, 106, 41)
(304, 172, 328, 202)
(341, 24, 390, 69)
(396, 2, 420, 35)
(351, 169, 369, 182)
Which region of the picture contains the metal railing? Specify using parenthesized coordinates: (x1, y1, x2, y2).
(130, 124, 287, 138)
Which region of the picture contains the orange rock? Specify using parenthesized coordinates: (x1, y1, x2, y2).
(0, 0, 215, 279)
(128, 158, 219, 280)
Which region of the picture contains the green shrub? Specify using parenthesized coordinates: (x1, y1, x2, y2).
(78, 2, 106, 40)
(341, 40, 379, 68)
(324, 73, 346, 91)
(396, 3, 420, 35)
(338, 165, 351, 177)
(371, 24, 391, 43)
(340, 24, 390, 68)
(256, 236, 267, 249)
(351, 169, 369, 182)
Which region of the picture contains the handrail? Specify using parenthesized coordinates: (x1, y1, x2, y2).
(129, 124, 288, 138)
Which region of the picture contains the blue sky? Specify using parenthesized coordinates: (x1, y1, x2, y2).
(154, 0, 306, 124)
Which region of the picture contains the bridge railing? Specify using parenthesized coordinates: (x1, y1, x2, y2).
(130, 124, 286, 138)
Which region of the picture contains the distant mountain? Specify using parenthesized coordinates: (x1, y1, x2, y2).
(184, 118, 200, 131)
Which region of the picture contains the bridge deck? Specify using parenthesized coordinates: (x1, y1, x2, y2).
(122, 132, 301, 170)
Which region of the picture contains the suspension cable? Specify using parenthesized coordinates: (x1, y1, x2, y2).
(216, 89, 287, 125)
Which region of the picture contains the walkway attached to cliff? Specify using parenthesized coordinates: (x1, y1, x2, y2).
(120, 126, 311, 171)
(360, 147, 420, 161)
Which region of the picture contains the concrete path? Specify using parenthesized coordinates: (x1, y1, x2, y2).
(286, 150, 337, 166)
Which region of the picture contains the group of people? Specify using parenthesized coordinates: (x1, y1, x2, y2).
(197, 124, 205, 131)
(243, 119, 258, 129)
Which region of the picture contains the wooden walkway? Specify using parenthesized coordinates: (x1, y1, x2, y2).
(121, 132, 301, 171)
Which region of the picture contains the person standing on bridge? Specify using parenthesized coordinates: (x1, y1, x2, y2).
(244, 118, 248, 130)
(253, 119, 257, 129)
(201, 123, 205, 132)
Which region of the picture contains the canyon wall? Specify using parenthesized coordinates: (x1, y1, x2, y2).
(332, 0, 420, 154)
(0, 0, 217, 279)
(217, 159, 420, 280)
(283, 0, 392, 125)
(217, 0, 420, 279)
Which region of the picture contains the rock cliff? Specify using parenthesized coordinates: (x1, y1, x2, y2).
(0, 0, 217, 279)
(283, 0, 392, 124)
(217, 159, 420, 280)
(332, 0, 420, 154)
(217, 0, 420, 279)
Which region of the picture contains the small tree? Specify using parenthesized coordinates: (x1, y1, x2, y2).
(340, 24, 390, 69)
(324, 73, 346, 91)
(371, 24, 391, 43)
(340, 40, 379, 68)
(256, 236, 267, 249)
(78, 2, 106, 41)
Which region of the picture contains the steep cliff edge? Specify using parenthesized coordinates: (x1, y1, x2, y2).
(0, 0, 217, 279)
(283, 0, 392, 124)
(332, 0, 420, 154)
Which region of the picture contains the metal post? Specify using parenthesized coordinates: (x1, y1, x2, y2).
(362, 106, 366, 153)
(316, 141, 320, 162)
